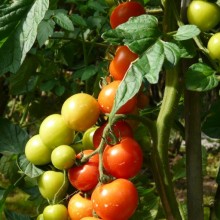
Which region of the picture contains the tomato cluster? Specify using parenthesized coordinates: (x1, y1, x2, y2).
(25, 2, 149, 220)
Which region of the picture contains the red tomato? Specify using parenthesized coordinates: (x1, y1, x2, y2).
(103, 137, 143, 178)
(98, 80, 137, 114)
(93, 120, 133, 148)
(68, 193, 93, 220)
(109, 46, 138, 80)
(110, 1, 145, 29)
(68, 150, 99, 191)
(91, 178, 139, 220)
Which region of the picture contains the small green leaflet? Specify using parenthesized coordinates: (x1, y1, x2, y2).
(185, 63, 218, 91)
(0, 0, 49, 75)
(53, 11, 74, 31)
(173, 25, 201, 41)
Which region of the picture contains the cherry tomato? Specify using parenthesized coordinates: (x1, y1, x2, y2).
(93, 120, 133, 148)
(98, 80, 137, 114)
(51, 145, 76, 170)
(82, 126, 98, 150)
(38, 171, 68, 201)
(110, 1, 145, 29)
(187, 1, 220, 31)
(91, 178, 139, 220)
(137, 91, 150, 109)
(81, 217, 102, 220)
(25, 134, 52, 165)
(109, 46, 138, 80)
(61, 93, 100, 132)
(68, 193, 93, 220)
(36, 214, 44, 220)
(103, 137, 143, 178)
(43, 204, 68, 220)
(68, 150, 99, 191)
(39, 114, 74, 149)
(207, 32, 220, 61)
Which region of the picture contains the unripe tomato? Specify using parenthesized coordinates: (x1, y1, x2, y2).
(51, 145, 76, 170)
(109, 46, 138, 80)
(25, 134, 52, 165)
(82, 126, 98, 150)
(38, 171, 68, 201)
(110, 1, 145, 29)
(91, 179, 139, 220)
(43, 204, 68, 220)
(36, 214, 44, 220)
(61, 93, 100, 132)
(187, 1, 220, 31)
(103, 137, 143, 178)
(207, 32, 220, 61)
(98, 80, 137, 114)
(68, 193, 93, 220)
(39, 114, 74, 149)
(68, 150, 99, 191)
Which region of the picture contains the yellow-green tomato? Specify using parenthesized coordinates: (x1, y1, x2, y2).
(82, 127, 98, 150)
(187, 1, 220, 31)
(43, 204, 68, 220)
(71, 142, 84, 154)
(61, 93, 100, 132)
(207, 33, 220, 60)
(25, 135, 52, 165)
(36, 214, 44, 220)
(39, 114, 74, 149)
(51, 145, 76, 170)
(38, 171, 68, 201)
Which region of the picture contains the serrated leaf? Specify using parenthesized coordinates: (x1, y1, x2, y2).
(0, 118, 29, 154)
(37, 19, 55, 47)
(17, 154, 44, 178)
(102, 14, 161, 54)
(162, 41, 181, 67)
(70, 14, 87, 27)
(185, 63, 218, 91)
(0, 0, 49, 75)
(173, 25, 201, 41)
(53, 12, 74, 31)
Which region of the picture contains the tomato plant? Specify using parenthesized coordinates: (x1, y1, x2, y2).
(91, 178, 139, 220)
(43, 204, 68, 220)
(187, 0, 220, 31)
(98, 80, 137, 114)
(110, 1, 145, 29)
(68, 193, 93, 220)
(61, 93, 100, 131)
(109, 45, 138, 80)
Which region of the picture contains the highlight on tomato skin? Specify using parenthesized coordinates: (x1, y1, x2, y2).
(110, 1, 146, 29)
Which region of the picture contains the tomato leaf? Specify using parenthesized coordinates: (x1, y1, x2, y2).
(17, 154, 44, 178)
(0, 118, 29, 154)
(53, 11, 74, 31)
(0, 0, 49, 75)
(70, 14, 87, 27)
(102, 14, 161, 54)
(173, 25, 201, 41)
(4, 210, 32, 220)
(185, 63, 218, 91)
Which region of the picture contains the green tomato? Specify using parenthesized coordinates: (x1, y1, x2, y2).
(51, 145, 76, 170)
(36, 214, 44, 220)
(71, 142, 84, 154)
(207, 32, 220, 60)
(187, 1, 220, 31)
(38, 171, 68, 201)
(39, 114, 74, 149)
(25, 135, 52, 165)
(43, 204, 68, 220)
(82, 127, 98, 150)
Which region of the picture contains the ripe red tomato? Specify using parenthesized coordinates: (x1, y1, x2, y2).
(93, 120, 133, 148)
(68, 150, 99, 191)
(91, 178, 139, 220)
(109, 46, 138, 80)
(98, 80, 137, 114)
(103, 137, 143, 178)
(81, 217, 102, 220)
(68, 193, 93, 220)
(110, 1, 145, 29)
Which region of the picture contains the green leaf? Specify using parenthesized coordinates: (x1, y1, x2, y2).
(102, 14, 161, 54)
(162, 41, 181, 67)
(87, 0, 106, 13)
(4, 210, 32, 220)
(185, 63, 218, 91)
(17, 154, 44, 178)
(173, 25, 201, 41)
(53, 12, 74, 31)
(37, 19, 55, 47)
(70, 14, 87, 27)
(0, 0, 49, 75)
(0, 118, 29, 154)
(178, 39, 197, 58)
(81, 65, 98, 80)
